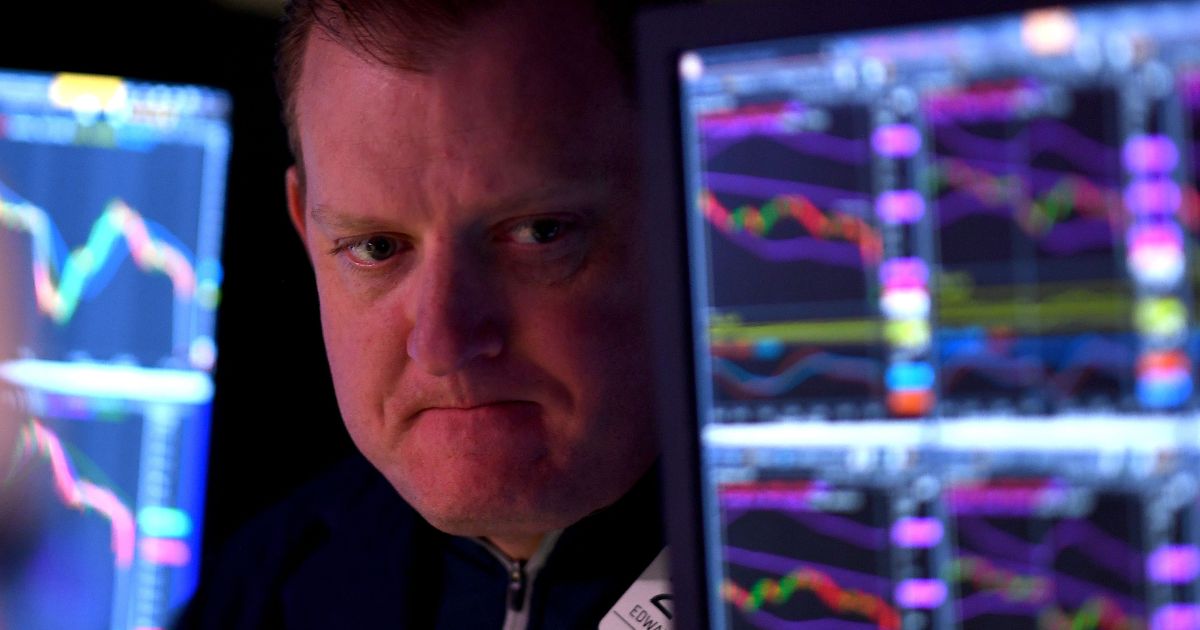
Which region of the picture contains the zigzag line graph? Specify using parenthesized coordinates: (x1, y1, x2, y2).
(950, 555, 1053, 607)
(12, 419, 135, 569)
(1039, 596, 1144, 630)
(702, 189, 882, 265)
(931, 158, 1121, 234)
(0, 181, 198, 324)
(722, 565, 902, 629)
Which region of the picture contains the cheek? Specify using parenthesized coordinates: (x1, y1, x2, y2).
(313, 268, 405, 418)
(525, 263, 652, 415)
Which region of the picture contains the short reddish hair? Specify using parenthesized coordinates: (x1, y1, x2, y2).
(275, 0, 652, 174)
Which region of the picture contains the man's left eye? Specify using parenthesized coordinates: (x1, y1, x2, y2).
(510, 218, 570, 245)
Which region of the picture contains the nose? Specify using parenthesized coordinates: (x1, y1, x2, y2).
(404, 239, 504, 375)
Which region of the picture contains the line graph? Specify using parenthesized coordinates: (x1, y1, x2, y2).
(722, 566, 902, 630)
(701, 189, 882, 265)
(0, 181, 199, 324)
(719, 482, 902, 629)
(699, 101, 870, 164)
(711, 344, 883, 401)
(929, 158, 1121, 236)
(698, 101, 876, 309)
(931, 116, 1120, 178)
(937, 332, 1133, 402)
(949, 486, 1147, 628)
(927, 86, 1128, 289)
(11, 419, 135, 569)
(950, 555, 1053, 607)
(1038, 596, 1144, 630)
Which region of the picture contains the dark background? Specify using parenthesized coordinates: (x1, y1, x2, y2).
(0, 0, 355, 587)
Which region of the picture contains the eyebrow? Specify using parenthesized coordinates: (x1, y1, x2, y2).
(307, 180, 613, 234)
(308, 205, 395, 234)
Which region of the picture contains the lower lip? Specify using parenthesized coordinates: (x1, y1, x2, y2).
(416, 401, 540, 424)
(411, 402, 545, 455)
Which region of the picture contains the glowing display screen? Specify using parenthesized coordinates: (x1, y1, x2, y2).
(679, 2, 1200, 628)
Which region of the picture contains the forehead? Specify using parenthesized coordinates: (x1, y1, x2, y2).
(293, 3, 635, 199)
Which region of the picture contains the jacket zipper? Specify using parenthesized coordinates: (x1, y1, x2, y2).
(507, 559, 528, 612)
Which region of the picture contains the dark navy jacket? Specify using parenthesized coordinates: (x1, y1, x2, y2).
(174, 455, 664, 629)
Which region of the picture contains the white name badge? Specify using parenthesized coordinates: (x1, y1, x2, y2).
(599, 547, 673, 630)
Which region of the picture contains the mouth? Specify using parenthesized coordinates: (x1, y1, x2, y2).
(413, 400, 541, 422)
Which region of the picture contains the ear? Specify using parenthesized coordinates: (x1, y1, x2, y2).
(286, 165, 307, 243)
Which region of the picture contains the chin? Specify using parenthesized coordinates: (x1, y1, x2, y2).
(386, 463, 581, 538)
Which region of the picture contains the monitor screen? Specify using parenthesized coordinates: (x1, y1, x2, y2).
(0, 70, 230, 630)
(676, 1, 1200, 628)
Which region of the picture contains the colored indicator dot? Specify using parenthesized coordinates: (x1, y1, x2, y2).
(137, 506, 193, 538)
(891, 517, 944, 548)
(880, 288, 931, 320)
(1148, 545, 1200, 584)
(1152, 604, 1200, 630)
(885, 319, 931, 350)
(880, 257, 929, 290)
(679, 52, 704, 82)
(871, 123, 921, 158)
(1124, 134, 1179, 175)
(189, 336, 217, 371)
(1135, 298, 1188, 339)
(1125, 178, 1181, 216)
(1138, 350, 1190, 374)
(1021, 8, 1077, 56)
(875, 190, 925, 225)
(887, 362, 935, 390)
(196, 280, 221, 310)
(894, 578, 947, 609)
(1137, 373, 1192, 409)
(139, 537, 191, 567)
(887, 389, 934, 417)
(1128, 223, 1185, 286)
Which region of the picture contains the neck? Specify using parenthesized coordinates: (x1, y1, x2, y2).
(485, 533, 545, 561)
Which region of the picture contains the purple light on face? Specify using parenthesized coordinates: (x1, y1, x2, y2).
(890, 516, 944, 548)
(1149, 545, 1200, 584)
(872, 123, 922, 158)
(876, 190, 925, 224)
(880, 257, 929, 290)
(1124, 135, 1179, 175)
(1125, 178, 1182, 216)
(894, 578, 947, 609)
(1152, 604, 1200, 630)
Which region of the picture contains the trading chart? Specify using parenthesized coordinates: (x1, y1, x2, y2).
(0, 71, 228, 630)
(679, 2, 1200, 628)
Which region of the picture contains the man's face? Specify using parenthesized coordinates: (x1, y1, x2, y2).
(287, 2, 659, 542)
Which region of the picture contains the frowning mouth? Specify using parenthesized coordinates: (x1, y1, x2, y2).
(413, 400, 541, 422)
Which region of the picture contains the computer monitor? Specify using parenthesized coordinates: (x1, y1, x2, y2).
(640, 0, 1200, 628)
(0, 70, 230, 630)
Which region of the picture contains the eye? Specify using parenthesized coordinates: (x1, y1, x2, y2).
(340, 235, 405, 265)
(509, 217, 571, 245)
